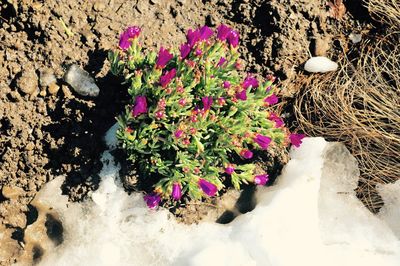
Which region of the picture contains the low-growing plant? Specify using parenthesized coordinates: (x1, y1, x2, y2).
(109, 25, 304, 208)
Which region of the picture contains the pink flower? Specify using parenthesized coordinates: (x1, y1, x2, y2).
(199, 25, 213, 40)
(180, 43, 191, 59)
(264, 94, 279, 105)
(187, 28, 200, 47)
(182, 138, 191, 145)
(119, 26, 141, 50)
(269, 112, 284, 128)
(155, 111, 165, 120)
(202, 96, 213, 110)
(156, 47, 173, 69)
(218, 97, 226, 105)
(217, 24, 231, 41)
(195, 48, 203, 56)
(178, 98, 187, 106)
(223, 81, 231, 88)
(217, 57, 226, 67)
(254, 174, 269, 186)
(242, 75, 259, 89)
(174, 129, 184, 139)
(227, 30, 239, 47)
(236, 90, 247, 101)
(177, 87, 185, 93)
(254, 134, 271, 150)
(240, 149, 253, 159)
(160, 68, 177, 88)
(132, 96, 148, 117)
(172, 183, 182, 200)
(290, 133, 305, 148)
(198, 179, 218, 197)
(157, 98, 166, 109)
(225, 165, 235, 175)
(143, 193, 161, 209)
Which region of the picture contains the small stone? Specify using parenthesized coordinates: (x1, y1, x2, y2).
(93, 1, 106, 11)
(61, 85, 73, 98)
(39, 89, 47, 97)
(25, 142, 35, 151)
(64, 64, 100, 97)
(2, 186, 25, 200)
(349, 33, 362, 44)
(314, 37, 330, 56)
(304, 57, 338, 73)
(48, 83, 60, 95)
(39, 69, 56, 88)
(16, 69, 39, 95)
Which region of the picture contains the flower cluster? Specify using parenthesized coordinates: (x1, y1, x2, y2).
(109, 25, 304, 209)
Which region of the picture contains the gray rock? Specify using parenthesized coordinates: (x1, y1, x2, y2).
(64, 64, 100, 97)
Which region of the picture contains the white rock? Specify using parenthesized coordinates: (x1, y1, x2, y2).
(349, 33, 362, 44)
(64, 64, 100, 97)
(304, 56, 338, 73)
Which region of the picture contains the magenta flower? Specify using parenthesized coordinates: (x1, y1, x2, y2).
(217, 57, 227, 67)
(119, 26, 141, 50)
(198, 179, 218, 197)
(242, 75, 259, 89)
(202, 96, 213, 110)
(264, 94, 279, 105)
(223, 81, 231, 88)
(254, 174, 269, 186)
(156, 47, 173, 69)
(187, 28, 200, 47)
(225, 165, 235, 175)
(199, 25, 213, 40)
(254, 134, 271, 150)
(178, 98, 186, 106)
(290, 133, 305, 148)
(217, 24, 231, 41)
(160, 68, 177, 88)
(218, 97, 226, 105)
(132, 96, 148, 117)
(227, 30, 240, 47)
(236, 89, 247, 101)
(172, 183, 182, 200)
(174, 129, 184, 139)
(241, 149, 253, 159)
(180, 43, 191, 59)
(195, 48, 203, 56)
(269, 112, 284, 128)
(143, 193, 161, 209)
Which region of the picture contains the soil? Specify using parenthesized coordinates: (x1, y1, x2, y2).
(0, 0, 371, 265)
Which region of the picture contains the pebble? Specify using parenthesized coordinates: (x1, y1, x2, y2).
(48, 83, 60, 95)
(1, 186, 25, 200)
(61, 85, 73, 98)
(16, 69, 39, 95)
(93, 1, 106, 11)
(304, 56, 338, 73)
(64, 64, 100, 97)
(314, 37, 330, 56)
(349, 33, 362, 44)
(39, 69, 57, 87)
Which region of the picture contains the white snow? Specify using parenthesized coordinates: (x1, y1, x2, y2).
(33, 130, 399, 266)
(304, 56, 338, 73)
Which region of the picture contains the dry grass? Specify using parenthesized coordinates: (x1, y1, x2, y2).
(293, 1, 400, 212)
(368, 0, 400, 30)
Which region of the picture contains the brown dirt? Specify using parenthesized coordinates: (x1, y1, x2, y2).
(0, 0, 370, 265)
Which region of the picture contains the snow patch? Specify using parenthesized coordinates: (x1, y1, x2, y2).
(34, 137, 399, 266)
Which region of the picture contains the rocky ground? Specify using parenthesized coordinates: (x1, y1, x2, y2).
(0, 0, 371, 265)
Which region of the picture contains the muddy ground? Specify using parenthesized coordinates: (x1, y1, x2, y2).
(0, 0, 371, 265)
